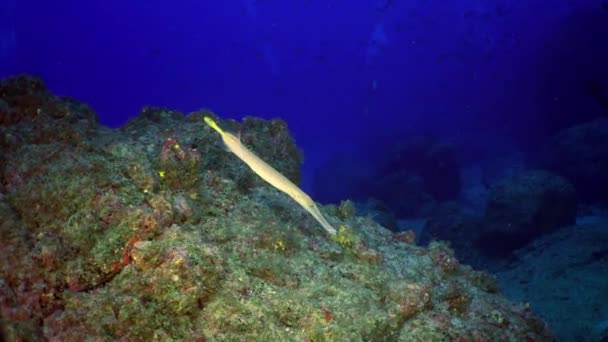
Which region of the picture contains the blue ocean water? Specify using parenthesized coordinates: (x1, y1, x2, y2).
(2, 0, 608, 340)
(4, 0, 604, 191)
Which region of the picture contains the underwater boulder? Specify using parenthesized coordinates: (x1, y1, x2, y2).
(362, 169, 436, 218)
(478, 169, 576, 256)
(543, 118, 608, 204)
(312, 136, 460, 218)
(360, 137, 460, 217)
(354, 198, 399, 231)
(419, 202, 484, 266)
(380, 137, 461, 201)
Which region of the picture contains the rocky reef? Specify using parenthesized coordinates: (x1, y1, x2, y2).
(0, 75, 554, 341)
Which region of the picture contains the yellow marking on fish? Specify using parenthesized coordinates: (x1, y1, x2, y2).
(204, 116, 337, 235)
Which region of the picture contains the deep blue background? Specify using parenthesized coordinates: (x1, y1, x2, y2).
(2, 0, 607, 195)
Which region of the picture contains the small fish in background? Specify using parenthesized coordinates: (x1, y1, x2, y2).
(584, 79, 608, 114)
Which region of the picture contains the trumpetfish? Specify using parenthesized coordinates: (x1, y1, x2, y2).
(204, 116, 337, 235)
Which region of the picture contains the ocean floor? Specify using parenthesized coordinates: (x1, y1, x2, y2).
(494, 211, 608, 341)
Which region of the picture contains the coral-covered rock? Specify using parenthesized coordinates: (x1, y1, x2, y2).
(479, 169, 576, 256)
(0, 75, 554, 341)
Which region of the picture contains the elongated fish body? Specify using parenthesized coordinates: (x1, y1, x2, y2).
(204, 117, 337, 235)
